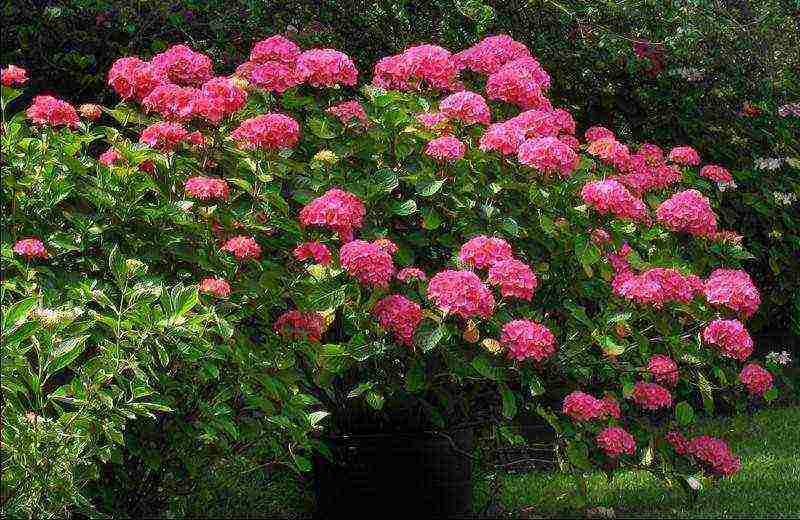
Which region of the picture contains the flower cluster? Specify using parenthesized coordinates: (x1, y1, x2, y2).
(108, 56, 166, 101)
(2, 64, 27, 86)
(13, 238, 48, 259)
(397, 267, 427, 282)
(668, 146, 701, 166)
(458, 235, 514, 269)
(454, 35, 530, 75)
(373, 44, 458, 91)
(151, 44, 213, 86)
(656, 189, 718, 237)
(139, 121, 189, 151)
(631, 381, 673, 410)
(295, 49, 358, 87)
(703, 269, 760, 318)
(648, 354, 679, 387)
(485, 57, 551, 109)
(517, 136, 578, 177)
(339, 240, 395, 288)
(220, 236, 261, 261)
(426, 270, 495, 319)
(372, 295, 423, 346)
(738, 363, 773, 396)
(701, 319, 753, 361)
(439, 91, 491, 125)
(700, 165, 734, 184)
(230, 113, 300, 150)
(487, 259, 538, 300)
(299, 188, 366, 242)
(612, 268, 703, 307)
(581, 179, 647, 222)
(562, 391, 614, 422)
(596, 427, 636, 457)
(293, 242, 332, 265)
(26, 96, 80, 128)
(274, 310, 324, 342)
(99, 148, 124, 166)
(500, 319, 556, 362)
(327, 100, 369, 125)
(199, 277, 231, 297)
(425, 136, 466, 161)
(185, 177, 229, 201)
(479, 122, 525, 155)
(686, 436, 741, 476)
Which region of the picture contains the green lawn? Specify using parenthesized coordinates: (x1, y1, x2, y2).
(175, 406, 799, 518)
(477, 406, 800, 518)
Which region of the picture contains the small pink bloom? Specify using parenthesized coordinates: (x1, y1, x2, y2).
(439, 91, 491, 125)
(1, 64, 28, 86)
(299, 188, 366, 242)
(668, 146, 701, 166)
(339, 240, 395, 288)
(656, 189, 718, 237)
(700, 165, 733, 184)
(739, 363, 773, 396)
(199, 277, 230, 297)
(99, 148, 124, 166)
(397, 267, 427, 282)
(562, 391, 606, 422)
(295, 49, 358, 87)
(488, 259, 538, 300)
(648, 354, 679, 387)
(230, 113, 300, 150)
(327, 100, 368, 125)
(26, 95, 80, 128)
(151, 44, 213, 86)
(427, 270, 495, 319)
(584, 126, 615, 142)
(632, 381, 672, 410)
(185, 176, 229, 200)
(425, 136, 466, 161)
(701, 319, 753, 361)
(274, 310, 324, 342)
(221, 236, 261, 261)
(596, 427, 636, 457)
(293, 242, 332, 265)
(372, 294, 423, 345)
(139, 122, 189, 152)
(250, 35, 301, 65)
(703, 269, 760, 318)
(517, 136, 578, 177)
(500, 319, 556, 362)
(458, 235, 514, 269)
(13, 238, 48, 259)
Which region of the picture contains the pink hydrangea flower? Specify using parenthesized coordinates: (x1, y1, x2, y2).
(453, 35, 530, 75)
(638, 143, 664, 163)
(293, 242, 332, 265)
(739, 363, 773, 396)
(596, 427, 636, 457)
(580, 179, 648, 222)
(185, 176, 229, 200)
(416, 111, 450, 130)
(151, 44, 213, 86)
(458, 235, 514, 269)
(591, 228, 612, 246)
(668, 146, 701, 166)
(700, 165, 733, 184)
(142, 84, 199, 120)
(701, 319, 753, 361)
(139, 122, 189, 152)
(602, 396, 622, 419)
(480, 121, 526, 155)
(510, 108, 575, 137)
(426, 270, 495, 319)
(373, 45, 458, 91)
(26, 95, 79, 128)
(656, 189, 718, 237)
(632, 381, 673, 410)
(186, 130, 206, 147)
(488, 259, 538, 300)
(559, 134, 580, 151)
(517, 136, 579, 177)
(648, 354, 679, 387)
(587, 137, 630, 166)
(439, 91, 491, 125)
(107, 57, 165, 101)
(372, 294, 423, 346)
(562, 391, 606, 421)
(99, 148, 123, 166)
(299, 188, 366, 242)
(485, 58, 551, 109)
(612, 267, 703, 307)
(500, 319, 556, 362)
(425, 136, 466, 161)
(250, 35, 301, 65)
(197, 76, 248, 122)
(12, 238, 48, 259)
(687, 436, 741, 476)
(665, 431, 689, 454)
(397, 267, 427, 282)
(79, 104, 102, 121)
(244, 61, 303, 93)
(703, 269, 760, 318)
(230, 113, 300, 150)
(339, 240, 395, 288)
(199, 277, 231, 297)
(1, 65, 28, 86)
(584, 126, 615, 142)
(296, 49, 358, 87)
(221, 236, 261, 261)
(327, 100, 368, 125)
(274, 310, 324, 342)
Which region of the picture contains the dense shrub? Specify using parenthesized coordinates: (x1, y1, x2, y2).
(2, 29, 795, 516)
(3, 0, 798, 349)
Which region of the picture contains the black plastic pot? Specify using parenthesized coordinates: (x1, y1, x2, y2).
(313, 428, 474, 517)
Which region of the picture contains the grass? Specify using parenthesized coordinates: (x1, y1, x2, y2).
(180, 406, 800, 518)
(477, 406, 800, 518)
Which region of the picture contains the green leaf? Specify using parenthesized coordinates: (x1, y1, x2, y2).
(366, 391, 385, 410)
(174, 286, 199, 318)
(2, 296, 36, 331)
(471, 355, 498, 380)
(109, 245, 127, 288)
(47, 335, 89, 374)
(415, 179, 445, 197)
(565, 440, 592, 470)
(763, 387, 778, 402)
(405, 361, 425, 393)
(347, 382, 374, 399)
(414, 321, 445, 353)
(307, 118, 338, 139)
(675, 401, 695, 426)
(528, 375, 545, 397)
(500, 384, 517, 419)
(392, 199, 417, 216)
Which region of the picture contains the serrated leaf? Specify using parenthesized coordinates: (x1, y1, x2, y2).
(415, 179, 445, 197)
(2, 296, 36, 332)
(392, 199, 417, 216)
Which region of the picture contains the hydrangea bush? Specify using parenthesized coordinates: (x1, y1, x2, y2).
(1, 33, 791, 515)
